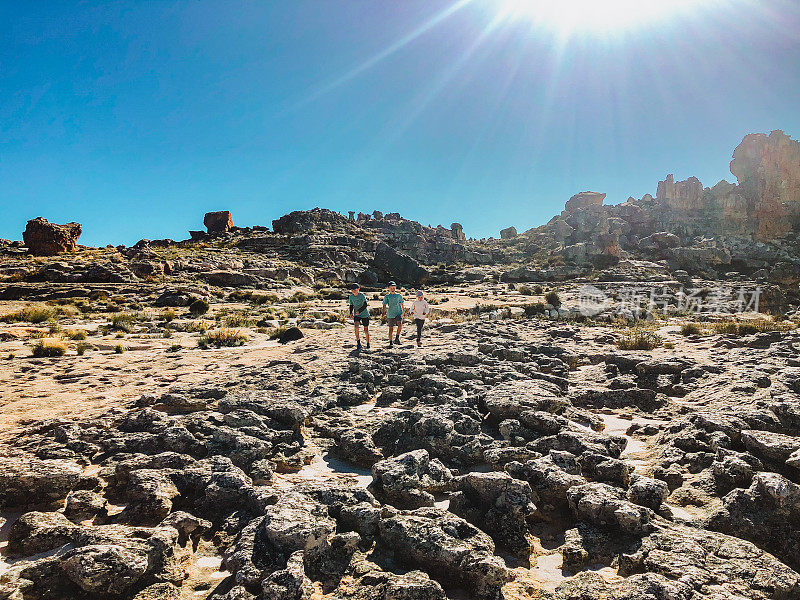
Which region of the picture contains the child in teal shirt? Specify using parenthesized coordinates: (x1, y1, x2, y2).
(382, 281, 404, 347)
(348, 283, 370, 350)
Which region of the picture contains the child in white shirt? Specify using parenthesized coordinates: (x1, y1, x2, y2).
(408, 290, 431, 347)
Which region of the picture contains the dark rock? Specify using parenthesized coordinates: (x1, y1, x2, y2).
(23, 217, 82, 255)
(204, 211, 234, 234)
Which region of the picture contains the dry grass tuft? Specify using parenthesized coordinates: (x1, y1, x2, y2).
(31, 339, 67, 357)
(617, 328, 662, 350)
(199, 328, 248, 348)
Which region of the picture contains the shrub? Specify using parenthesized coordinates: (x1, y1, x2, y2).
(518, 285, 534, 296)
(31, 340, 67, 357)
(167, 344, 182, 352)
(680, 323, 703, 336)
(161, 309, 176, 323)
(65, 329, 88, 341)
(76, 342, 92, 356)
(287, 291, 316, 303)
(198, 328, 248, 348)
(225, 313, 253, 327)
(533, 285, 543, 295)
(109, 312, 137, 332)
(186, 320, 208, 334)
(189, 298, 210, 316)
(6, 353, 14, 360)
(523, 302, 547, 316)
(617, 328, 662, 350)
(113, 344, 126, 354)
(545, 291, 561, 307)
(711, 319, 792, 336)
(663, 341, 676, 349)
(2, 304, 57, 324)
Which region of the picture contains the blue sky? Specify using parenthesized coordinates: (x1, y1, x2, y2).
(1, 1, 798, 245)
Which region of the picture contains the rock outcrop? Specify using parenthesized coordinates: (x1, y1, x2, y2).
(731, 130, 800, 239)
(23, 217, 82, 255)
(203, 211, 233, 235)
(500, 226, 517, 240)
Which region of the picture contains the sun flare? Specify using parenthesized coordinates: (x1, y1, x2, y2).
(497, 0, 703, 35)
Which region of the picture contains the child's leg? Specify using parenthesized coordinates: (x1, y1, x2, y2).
(364, 324, 370, 345)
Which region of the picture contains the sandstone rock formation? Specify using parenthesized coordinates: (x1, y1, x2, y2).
(564, 191, 605, 214)
(731, 130, 800, 239)
(203, 211, 233, 234)
(500, 226, 517, 239)
(23, 217, 82, 255)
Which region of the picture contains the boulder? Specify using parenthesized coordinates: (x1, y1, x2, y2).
(500, 226, 517, 240)
(741, 429, 800, 462)
(378, 507, 511, 598)
(23, 217, 82, 255)
(565, 192, 605, 214)
(0, 457, 84, 509)
(448, 471, 537, 557)
(567, 482, 654, 535)
(204, 210, 234, 234)
(372, 242, 428, 286)
(370, 450, 453, 508)
(61, 544, 149, 595)
(450, 223, 466, 241)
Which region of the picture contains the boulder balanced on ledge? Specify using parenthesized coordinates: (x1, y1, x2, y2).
(564, 191, 606, 214)
(23, 217, 82, 256)
(204, 211, 233, 234)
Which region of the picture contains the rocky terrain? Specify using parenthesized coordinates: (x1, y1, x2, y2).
(1, 129, 799, 600)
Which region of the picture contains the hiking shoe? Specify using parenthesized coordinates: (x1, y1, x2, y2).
(394, 335, 400, 344)
(356, 341, 362, 350)
(417, 342, 422, 347)
(388, 341, 393, 348)
(366, 343, 370, 350)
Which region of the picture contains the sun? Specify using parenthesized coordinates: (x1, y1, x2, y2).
(496, 0, 702, 36)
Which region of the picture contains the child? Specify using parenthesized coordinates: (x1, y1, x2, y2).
(347, 283, 370, 350)
(382, 281, 404, 348)
(408, 289, 430, 347)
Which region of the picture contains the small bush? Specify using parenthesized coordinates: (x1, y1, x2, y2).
(186, 320, 208, 334)
(617, 328, 662, 350)
(2, 304, 57, 324)
(680, 323, 703, 336)
(109, 312, 137, 332)
(76, 342, 92, 356)
(518, 285, 534, 296)
(189, 298, 210, 316)
(523, 302, 547, 316)
(113, 344, 126, 354)
(225, 313, 253, 327)
(31, 340, 67, 357)
(167, 344, 182, 352)
(711, 319, 792, 336)
(533, 285, 543, 295)
(545, 291, 561, 307)
(198, 328, 248, 348)
(161, 309, 176, 323)
(286, 291, 316, 303)
(663, 341, 676, 349)
(65, 329, 88, 341)
(6, 353, 14, 360)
